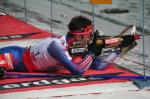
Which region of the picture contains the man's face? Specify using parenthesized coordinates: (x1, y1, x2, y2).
(67, 25, 93, 56)
(69, 25, 93, 45)
(73, 33, 92, 44)
(67, 32, 92, 56)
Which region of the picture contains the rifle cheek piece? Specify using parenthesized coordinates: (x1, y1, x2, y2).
(96, 39, 103, 45)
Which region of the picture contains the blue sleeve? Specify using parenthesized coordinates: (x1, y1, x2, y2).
(91, 51, 119, 70)
(91, 58, 108, 70)
(47, 41, 93, 75)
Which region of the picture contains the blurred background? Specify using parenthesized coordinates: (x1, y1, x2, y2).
(0, 0, 150, 35)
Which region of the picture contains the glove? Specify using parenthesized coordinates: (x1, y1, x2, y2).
(88, 42, 102, 56)
(88, 30, 106, 56)
(120, 35, 135, 47)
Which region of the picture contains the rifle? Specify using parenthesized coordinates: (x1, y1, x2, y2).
(88, 25, 140, 56)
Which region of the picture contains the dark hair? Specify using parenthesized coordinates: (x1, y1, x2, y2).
(68, 16, 92, 32)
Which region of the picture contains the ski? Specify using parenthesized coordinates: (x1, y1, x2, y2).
(1, 71, 150, 80)
(2, 72, 123, 79)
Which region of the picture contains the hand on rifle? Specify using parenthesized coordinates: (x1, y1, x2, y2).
(119, 35, 140, 47)
(88, 29, 140, 57)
